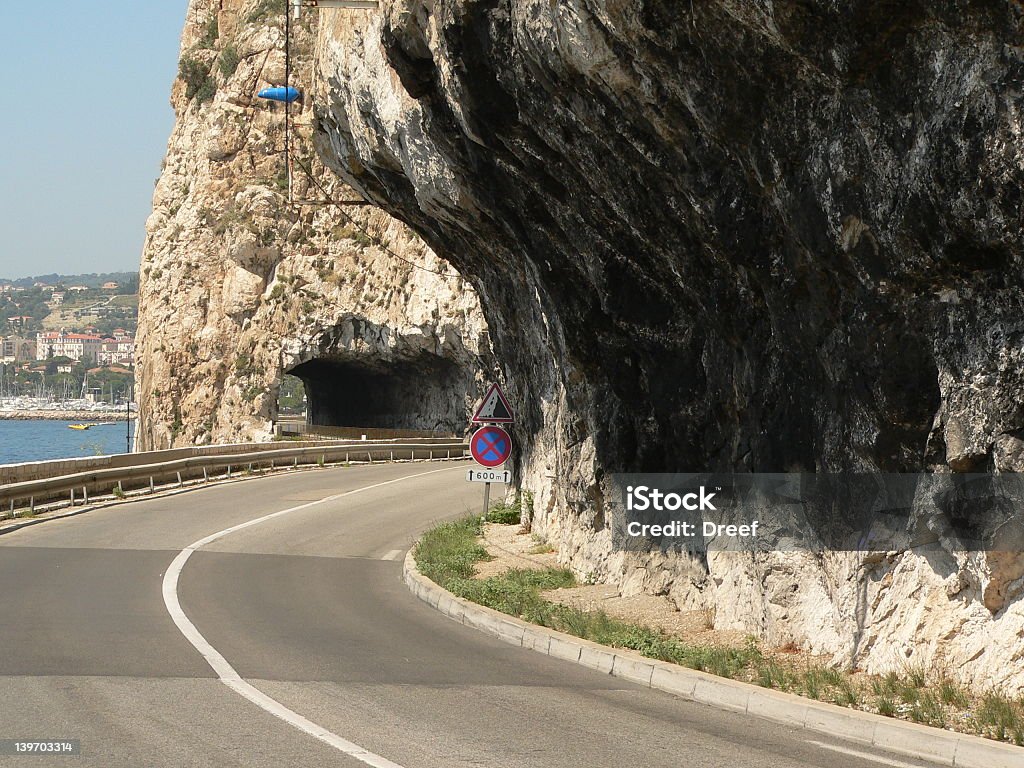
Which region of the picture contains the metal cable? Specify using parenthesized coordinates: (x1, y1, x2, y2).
(292, 157, 455, 278)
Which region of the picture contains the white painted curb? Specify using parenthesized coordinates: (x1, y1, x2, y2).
(403, 551, 1023, 768)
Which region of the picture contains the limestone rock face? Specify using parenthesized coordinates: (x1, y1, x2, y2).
(137, 0, 490, 450)
(311, 1, 1024, 690)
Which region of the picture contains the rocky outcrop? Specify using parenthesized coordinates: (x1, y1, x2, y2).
(137, 0, 490, 450)
(311, 1, 1024, 690)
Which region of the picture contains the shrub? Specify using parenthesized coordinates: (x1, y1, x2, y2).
(179, 56, 216, 103)
(199, 14, 219, 48)
(485, 501, 520, 525)
(247, 0, 286, 23)
(219, 43, 242, 79)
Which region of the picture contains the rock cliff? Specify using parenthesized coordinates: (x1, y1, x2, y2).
(137, 0, 490, 450)
(311, 1, 1024, 690)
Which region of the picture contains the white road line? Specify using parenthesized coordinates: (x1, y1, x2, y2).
(381, 549, 404, 561)
(805, 741, 928, 768)
(162, 465, 461, 767)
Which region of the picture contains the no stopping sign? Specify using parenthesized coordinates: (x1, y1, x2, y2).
(470, 426, 512, 468)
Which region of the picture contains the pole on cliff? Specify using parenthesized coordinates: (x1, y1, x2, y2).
(125, 382, 131, 454)
(284, 0, 293, 205)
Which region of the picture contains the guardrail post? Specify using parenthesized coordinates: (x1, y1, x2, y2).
(367, 451, 372, 464)
(202, 467, 208, 482)
(293, 457, 298, 468)
(117, 480, 123, 495)
(177, 471, 183, 487)
(83, 486, 88, 504)
(429, 449, 434, 460)
(345, 452, 349, 463)
(30, 496, 34, 514)
(70, 488, 75, 506)
(390, 450, 394, 462)
(227, 465, 232, 478)
(270, 459, 274, 470)
(149, 476, 154, 493)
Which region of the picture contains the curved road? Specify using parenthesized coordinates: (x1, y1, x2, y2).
(0, 462, 940, 767)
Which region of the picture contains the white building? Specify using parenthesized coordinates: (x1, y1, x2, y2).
(97, 330, 135, 366)
(36, 330, 103, 363)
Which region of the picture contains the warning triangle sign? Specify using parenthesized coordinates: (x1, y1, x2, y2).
(472, 383, 515, 423)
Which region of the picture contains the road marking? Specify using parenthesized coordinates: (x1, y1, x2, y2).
(381, 549, 404, 561)
(805, 740, 927, 768)
(162, 465, 461, 767)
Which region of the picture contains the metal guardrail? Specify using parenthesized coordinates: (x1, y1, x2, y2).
(275, 422, 457, 440)
(0, 440, 468, 515)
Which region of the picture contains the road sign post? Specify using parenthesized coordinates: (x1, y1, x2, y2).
(469, 384, 515, 517)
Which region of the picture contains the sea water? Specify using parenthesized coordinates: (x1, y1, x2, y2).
(0, 420, 135, 466)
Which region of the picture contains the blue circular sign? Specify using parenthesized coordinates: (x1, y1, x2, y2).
(471, 426, 512, 468)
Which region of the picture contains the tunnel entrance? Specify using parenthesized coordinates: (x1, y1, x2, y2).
(286, 353, 468, 435)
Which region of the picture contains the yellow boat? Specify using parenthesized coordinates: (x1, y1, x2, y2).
(68, 424, 91, 430)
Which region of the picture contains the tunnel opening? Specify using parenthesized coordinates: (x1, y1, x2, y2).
(286, 353, 468, 436)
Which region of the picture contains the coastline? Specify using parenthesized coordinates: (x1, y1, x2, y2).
(0, 411, 129, 422)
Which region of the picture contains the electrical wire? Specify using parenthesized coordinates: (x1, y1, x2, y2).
(281, 5, 451, 278)
(292, 157, 454, 277)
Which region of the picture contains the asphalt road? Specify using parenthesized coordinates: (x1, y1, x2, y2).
(0, 462, 943, 767)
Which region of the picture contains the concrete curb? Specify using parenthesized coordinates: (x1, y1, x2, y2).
(403, 551, 1023, 768)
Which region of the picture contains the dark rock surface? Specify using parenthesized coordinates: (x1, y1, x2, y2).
(317, 0, 1023, 476)
(313, 1, 1024, 688)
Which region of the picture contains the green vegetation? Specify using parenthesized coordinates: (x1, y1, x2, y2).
(179, 56, 216, 104)
(0, 361, 131, 402)
(199, 14, 219, 48)
(241, 384, 265, 403)
(484, 501, 520, 525)
(277, 374, 306, 414)
(219, 43, 242, 79)
(414, 515, 760, 676)
(234, 351, 254, 375)
(977, 692, 1024, 745)
(247, 0, 286, 23)
(415, 513, 1024, 746)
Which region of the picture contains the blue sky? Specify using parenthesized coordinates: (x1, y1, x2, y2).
(0, 3, 187, 280)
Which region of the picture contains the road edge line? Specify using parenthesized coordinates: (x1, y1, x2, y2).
(161, 465, 461, 767)
(403, 550, 1024, 768)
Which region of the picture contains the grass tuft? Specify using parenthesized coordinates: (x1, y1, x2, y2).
(415, 517, 490, 586)
(484, 501, 520, 525)
(976, 692, 1024, 745)
(938, 677, 970, 709)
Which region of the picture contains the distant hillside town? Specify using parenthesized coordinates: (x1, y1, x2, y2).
(0, 272, 138, 405)
(34, 328, 135, 366)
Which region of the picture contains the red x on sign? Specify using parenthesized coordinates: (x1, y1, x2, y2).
(471, 426, 512, 468)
